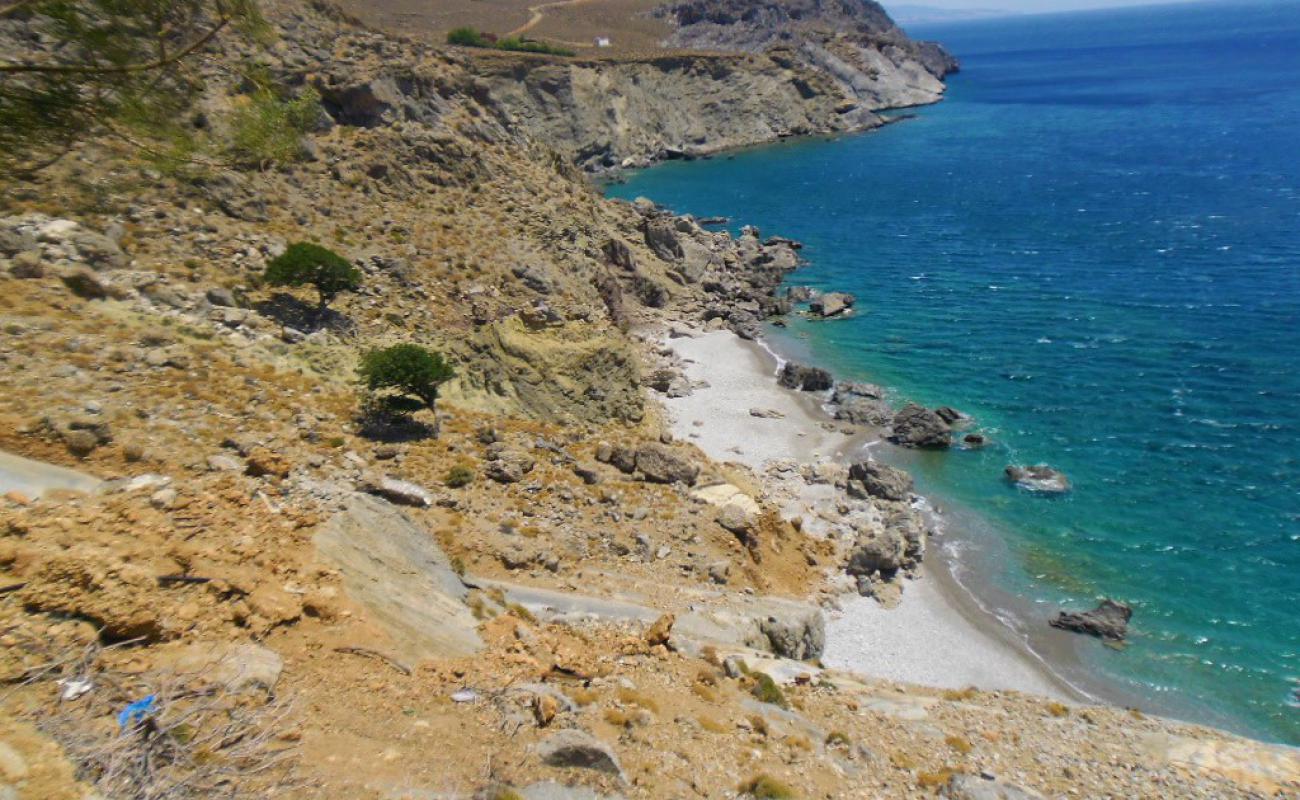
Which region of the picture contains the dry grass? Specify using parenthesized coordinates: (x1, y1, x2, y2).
(8, 636, 299, 800)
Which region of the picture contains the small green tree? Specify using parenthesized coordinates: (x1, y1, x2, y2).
(446, 27, 488, 47)
(263, 242, 361, 316)
(359, 344, 454, 433)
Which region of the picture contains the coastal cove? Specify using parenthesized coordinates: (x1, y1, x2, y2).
(609, 0, 1300, 745)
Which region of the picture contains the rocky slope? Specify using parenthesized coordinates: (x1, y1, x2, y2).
(0, 2, 1297, 799)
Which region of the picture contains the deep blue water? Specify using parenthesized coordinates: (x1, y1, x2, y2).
(609, 0, 1300, 744)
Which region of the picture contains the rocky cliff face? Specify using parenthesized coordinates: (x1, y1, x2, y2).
(464, 0, 958, 171)
(657, 0, 959, 110)
(470, 51, 881, 171)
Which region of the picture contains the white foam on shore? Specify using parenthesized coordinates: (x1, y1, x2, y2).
(661, 328, 1074, 698)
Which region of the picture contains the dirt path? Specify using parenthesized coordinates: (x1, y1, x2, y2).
(506, 0, 599, 45)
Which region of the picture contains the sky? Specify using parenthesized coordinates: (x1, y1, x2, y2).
(888, 0, 1196, 12)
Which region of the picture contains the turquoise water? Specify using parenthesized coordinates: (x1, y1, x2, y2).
(608, 0, 1300, 744)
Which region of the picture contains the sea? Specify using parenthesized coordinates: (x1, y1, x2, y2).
(607, 0, 1300, 745)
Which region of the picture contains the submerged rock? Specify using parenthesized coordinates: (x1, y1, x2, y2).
(1050, 599, 1132, 641)
(1005, 464, 1070, 493)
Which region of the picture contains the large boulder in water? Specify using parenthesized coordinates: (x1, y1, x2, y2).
(777, 362, 833, 392)
(1050, 599, 1132, 641)
(1006, 464, 1070, 493)
(810, 291, 855, 318)
(889, 404, 951, 448)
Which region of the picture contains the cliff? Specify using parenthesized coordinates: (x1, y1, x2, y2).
(470, 50, 881, 170)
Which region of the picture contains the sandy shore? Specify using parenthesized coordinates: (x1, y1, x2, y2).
(661, 328, 1074, 699)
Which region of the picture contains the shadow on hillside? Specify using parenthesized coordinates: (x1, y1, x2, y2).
(355, 401, 437, 443)
(254, 292, 353, 334)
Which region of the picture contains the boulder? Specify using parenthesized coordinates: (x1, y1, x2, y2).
(846, 532, 906, 578)
(889, 404, 951, 449)
(759, 610, 825, 660)
(715, 501, 757, 535)
(358, 474, 433, 507)
(942, 774, 1044, 800)
(537, 730, 623, 777)
(485, 449, 536, 483)
(1005, 464, 1070, 493)
(847, 459, 914, 502)
(171, 643, 284, 693)
(634, 443, 698, 485)
(1050, 599, 1132, 641)
(810, 291, 855, 317)
(245, 447, 291, 479)
(777, 362, 833, 392)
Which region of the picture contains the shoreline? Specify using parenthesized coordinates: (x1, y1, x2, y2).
(658, 326, 1085, 701)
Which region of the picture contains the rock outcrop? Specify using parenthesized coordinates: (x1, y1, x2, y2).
(314, 495, 483, 660)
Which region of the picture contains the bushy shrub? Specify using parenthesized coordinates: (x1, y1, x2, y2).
(750, 672, 787, 708)
(445, 465, 475, 488)
(264, 242, 361, 313)
(497, 37, 576, 57)
(738, 774, 797, 799)
(445, 26, 574, 56)
(447, 27, 488, 47)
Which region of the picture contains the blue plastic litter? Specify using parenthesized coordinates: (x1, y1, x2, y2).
(117, 694, 157, 729)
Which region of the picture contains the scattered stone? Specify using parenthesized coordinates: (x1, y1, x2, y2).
(707, 560, 731, 584)
(1005, 464, 1070, 493)
(150, 487, 178, 510)
(205, 287, 237, 307)
(537, 730, 623, 777)
(206, 453, 244, 472)
(889, 404, 951, 449)
(749, 407, 785, 419)
(1050, 599, 1132, 641)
